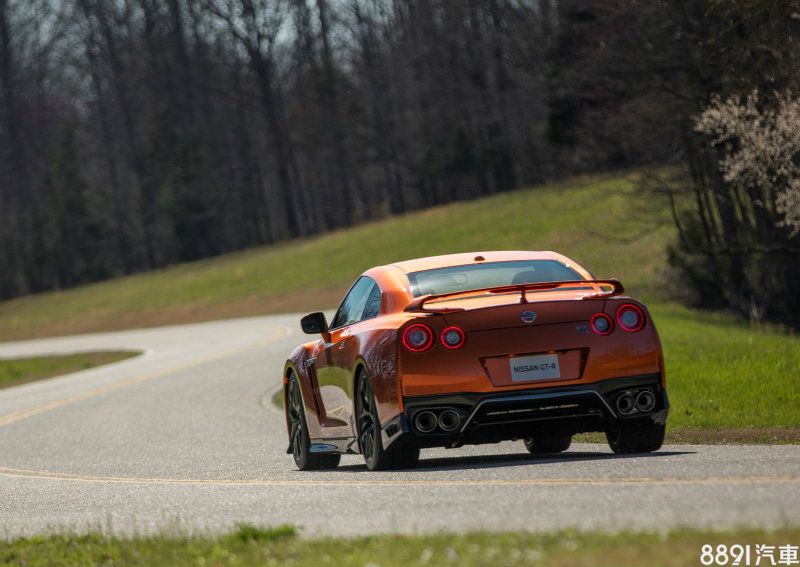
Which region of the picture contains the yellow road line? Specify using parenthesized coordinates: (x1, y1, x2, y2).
(0, 325, 292, 428)
(0, 465, 797, 487)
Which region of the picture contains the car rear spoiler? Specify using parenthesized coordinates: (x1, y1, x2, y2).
(404, 279, 625, 312)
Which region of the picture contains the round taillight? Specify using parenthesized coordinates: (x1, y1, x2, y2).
(590, 313, 614, 335)
(440, 326, 466, 349)
(616, 303, 645, 332)
(402, 323, 434, 352)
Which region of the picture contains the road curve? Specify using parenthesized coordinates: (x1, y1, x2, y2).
(0, 315, 798, 538)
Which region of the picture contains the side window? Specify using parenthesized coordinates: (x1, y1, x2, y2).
(330, 277, 378, 329)
(361, 283, 382, 321)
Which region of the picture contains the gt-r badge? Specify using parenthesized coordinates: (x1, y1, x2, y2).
(520, 310, 538, 323)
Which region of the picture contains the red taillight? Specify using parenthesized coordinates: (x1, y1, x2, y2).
(590, 313, 614, 335)
(440, 326, 466, 349)
(402, 323, 434, 352)
(616, 303, 646, 332)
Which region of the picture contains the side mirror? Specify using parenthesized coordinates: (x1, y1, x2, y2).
(301, 312, 329, 335)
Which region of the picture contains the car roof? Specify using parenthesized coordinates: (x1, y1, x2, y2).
(386, 251, 579, 274)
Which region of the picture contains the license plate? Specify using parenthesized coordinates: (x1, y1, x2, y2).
(509, 354, 560, 382)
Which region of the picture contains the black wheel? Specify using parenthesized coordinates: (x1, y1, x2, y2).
(524, 434, 572, 455)
(287, 374, 341, 470)
(356, 371, 420, 471)
(606, 419, 665, 454)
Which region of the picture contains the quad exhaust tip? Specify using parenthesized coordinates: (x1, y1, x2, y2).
(615, 389, 656, 415)
(636, 390, 656, 413)
(414, 409, 462, 433)
(414, 410, 438, 433)
(615, 393, 636, 415)
(438, 409, 462, 432)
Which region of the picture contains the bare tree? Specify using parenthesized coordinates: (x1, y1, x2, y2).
(206, 0, 309, 238)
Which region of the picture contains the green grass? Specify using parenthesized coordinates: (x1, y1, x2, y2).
(2, 525, 798, 567)
(655, 304, 800, 433)
(0, 171, 797, 438)
(272, 388, 284, 408)
(0, 352, 140, 389)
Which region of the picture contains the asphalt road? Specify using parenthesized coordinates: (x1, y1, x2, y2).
(1, 315, 798, 538)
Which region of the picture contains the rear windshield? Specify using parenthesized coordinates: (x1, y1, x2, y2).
(407, 260, 583, 297)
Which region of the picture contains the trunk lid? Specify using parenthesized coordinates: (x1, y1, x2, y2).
(438, 295, 604, 331)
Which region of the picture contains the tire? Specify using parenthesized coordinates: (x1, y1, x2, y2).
(524, 434, 572, 455)
(606, 419, 666, 454)
(355, 371, 420, 471)
(287, 374, 341, 471)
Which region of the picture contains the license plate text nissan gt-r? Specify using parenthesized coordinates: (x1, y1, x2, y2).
(282, 251, 668, 470)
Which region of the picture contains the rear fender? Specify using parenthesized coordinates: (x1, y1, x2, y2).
(612, 301, 666, 387)
(354, 327, 403, 428)
(283, 343, 325, 438)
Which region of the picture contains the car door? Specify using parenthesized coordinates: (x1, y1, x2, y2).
(315, 277, 381, 425)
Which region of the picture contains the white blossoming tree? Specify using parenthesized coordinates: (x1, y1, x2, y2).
(668, 89, 800, 326)
(695, 91, 800, 236)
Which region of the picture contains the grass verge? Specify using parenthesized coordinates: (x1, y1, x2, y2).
(1, 525, 798, 567)
(652, 303, 799, 436)
(271, 388, 284, 409)
(0, 352, 140, 389)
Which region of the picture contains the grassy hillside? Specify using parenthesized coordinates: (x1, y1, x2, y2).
(0, 173, 672, 340)
(0, 172, 797, 437)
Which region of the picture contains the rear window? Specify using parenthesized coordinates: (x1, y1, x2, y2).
(407, 260, 583, 297)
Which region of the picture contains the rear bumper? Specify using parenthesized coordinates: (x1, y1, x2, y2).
(382, 373, 668, 449)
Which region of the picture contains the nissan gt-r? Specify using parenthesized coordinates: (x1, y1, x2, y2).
(282, 251, 668, 470)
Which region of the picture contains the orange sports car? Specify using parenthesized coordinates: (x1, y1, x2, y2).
(283, 251, 668, 470)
